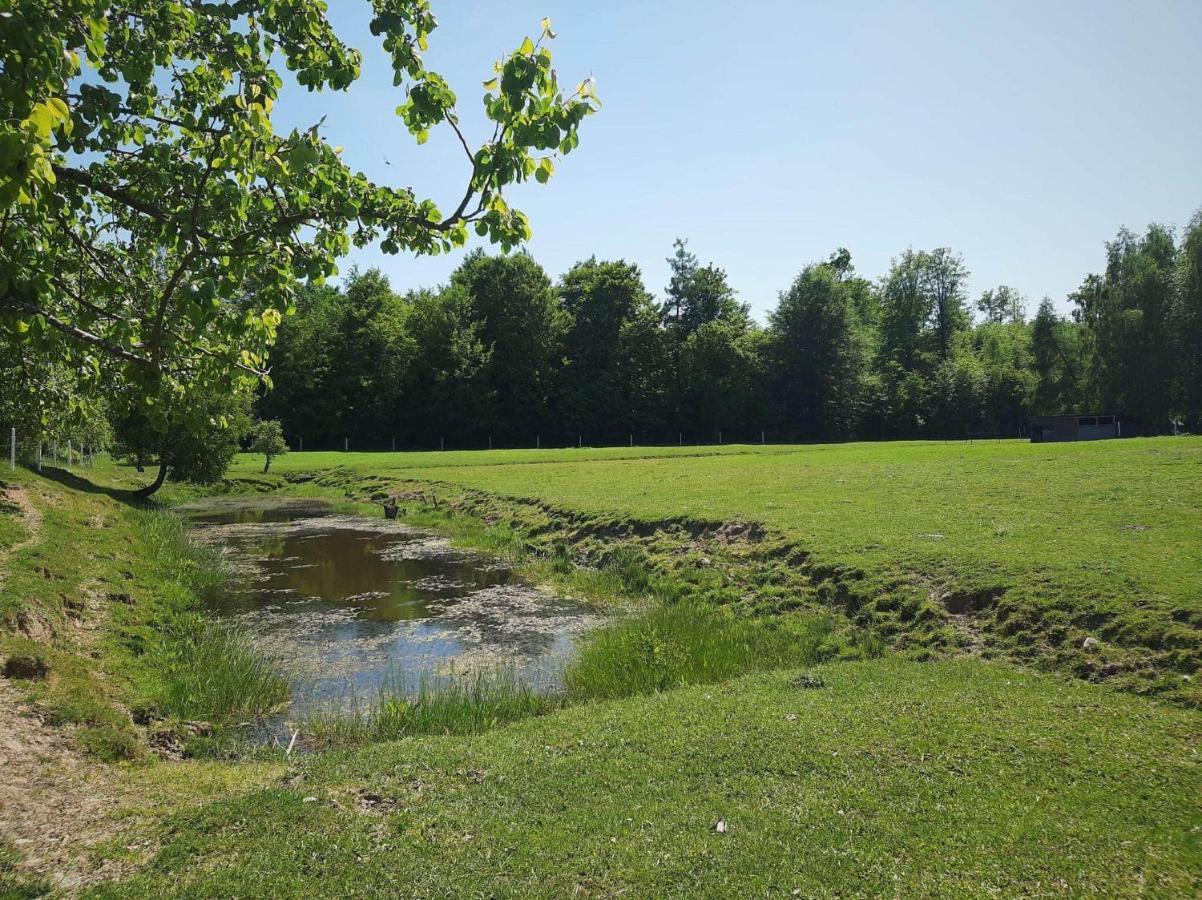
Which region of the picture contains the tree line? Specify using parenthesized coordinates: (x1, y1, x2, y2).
(259, 216, 1202, 449)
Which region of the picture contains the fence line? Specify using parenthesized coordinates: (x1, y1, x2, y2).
(284, 425, 1031, 455)
(2, 428, 100, 472)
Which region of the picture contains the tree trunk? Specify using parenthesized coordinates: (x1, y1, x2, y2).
(263, 455, 271, 473)
(134, 460, 169, 498)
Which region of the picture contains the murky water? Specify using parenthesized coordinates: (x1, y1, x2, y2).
(182, 497, 597, 725)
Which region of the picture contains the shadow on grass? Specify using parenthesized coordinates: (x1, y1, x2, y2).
(31, 464, 163, 508)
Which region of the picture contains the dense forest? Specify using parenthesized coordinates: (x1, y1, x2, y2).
(258, 215, 1202, 449)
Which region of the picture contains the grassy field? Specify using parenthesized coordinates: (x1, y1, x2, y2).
(228, 436, 1202, 699)
(93, 660, 1202, 897)
(231, 438, 1200, 613)
(2, 439, 1201, 895)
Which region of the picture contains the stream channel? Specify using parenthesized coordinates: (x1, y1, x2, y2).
(181, 496, 598, 733)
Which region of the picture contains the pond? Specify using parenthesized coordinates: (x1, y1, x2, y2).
(181, 496, 598, 729)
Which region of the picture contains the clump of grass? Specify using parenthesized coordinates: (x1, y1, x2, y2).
(554, 544, 686, 606)
(404, 507, 527, 560)
(138, 508, 229, 596)
(157, 621, 289, 727)
(0, 840, 51, 899)
(304, 667, 561, 747)
(121, 508, 290, 737)
(564, 601, 847, 701)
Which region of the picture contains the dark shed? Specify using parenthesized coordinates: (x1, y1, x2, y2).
(1029, 414, 1123, 443)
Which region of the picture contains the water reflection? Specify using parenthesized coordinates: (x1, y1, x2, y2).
(181, 497, 596, 721)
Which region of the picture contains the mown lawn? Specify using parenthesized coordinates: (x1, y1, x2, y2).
(95, 659, 1202, 897)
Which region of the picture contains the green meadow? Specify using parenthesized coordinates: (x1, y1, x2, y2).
(2, 437, 1201, 896)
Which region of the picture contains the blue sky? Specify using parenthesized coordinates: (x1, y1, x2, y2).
(278, 1, 1202, 320)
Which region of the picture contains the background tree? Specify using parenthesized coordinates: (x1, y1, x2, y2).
(401, 286, 492, 447)
(0, 335, 109, 461)
(925, 248, 972, 355)
(1174, 212, 1202, 430)
(977, 285, 1027, 324)
(1030, 298, 1082, 414)
(557, 259, 654, 438)
(255, 283, 345, 449)
(768, 252, 867, 440)
(973, 314, 1034, 434)
(110, 384, 253, 492)
(662, 239, 749, 336)
(1072, 225, 1178, 424)
(252, 211, 1199, 452)
(448, 251, 565, 443)
(677, 321, 767, 440)
(248, 419, 288, 473)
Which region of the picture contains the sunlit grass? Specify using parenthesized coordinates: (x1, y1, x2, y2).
(303, 667, 561, 747)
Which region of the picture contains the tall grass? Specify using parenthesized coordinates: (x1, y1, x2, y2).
(404, 507, 527, 559)
(138, 509, 289, 727)
(565, 601, 845, 700)
(158, 622, 289, 725)
(304, 667, 561, 747)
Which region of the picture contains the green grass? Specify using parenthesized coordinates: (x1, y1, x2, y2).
(4, 448, 1202, 894)
(224, 437, 1202, 699)
(89, 659, 1202, 898)
(0, 467, 287, 758)
(304, 668, 562, 748)
(156, 622, 288, 728)
(0, 840, 51, 899)
(565, 601, 851, 700)
(232, 438, 1200, 612)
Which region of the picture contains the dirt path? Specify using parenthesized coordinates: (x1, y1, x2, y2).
(0, 484, 43, 589)
(0, 482, 139, 891)
(0, 681, 140, 891)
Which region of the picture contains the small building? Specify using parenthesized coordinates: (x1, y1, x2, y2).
(1029, 414, 1123, 443)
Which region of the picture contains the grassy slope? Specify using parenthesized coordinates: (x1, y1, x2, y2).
(0, 465, 285, 761)
(231, 438, 1202, 693)
(96, 660, 1201, 898)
